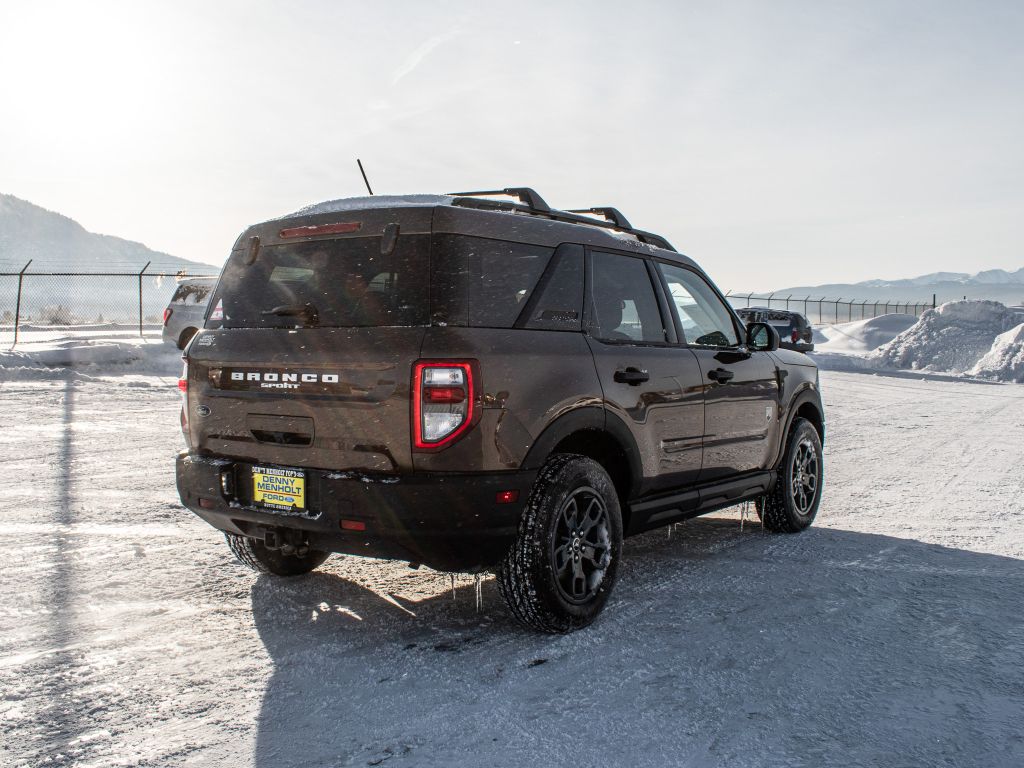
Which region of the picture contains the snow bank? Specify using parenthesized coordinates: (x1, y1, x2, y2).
(814, 314, 918, 353)
(871, 301, 1022, 373)
(970, 323, 1024, 383)
(0, 333, 181, 381)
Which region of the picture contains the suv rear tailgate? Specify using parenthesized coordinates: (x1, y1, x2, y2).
(186, 327, 424, 473)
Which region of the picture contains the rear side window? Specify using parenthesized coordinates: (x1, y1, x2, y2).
(518, 244, 584, 331)
(208, 235, 430, 328)
(431, 235, 553, 328)
(589, 250, 666, 343)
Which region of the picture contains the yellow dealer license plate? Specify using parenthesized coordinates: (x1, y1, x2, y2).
(252, 466, 305, 511)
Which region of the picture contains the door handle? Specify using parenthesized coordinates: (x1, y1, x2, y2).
(614, 367, 650, 385)
(708, 368, 735, 384)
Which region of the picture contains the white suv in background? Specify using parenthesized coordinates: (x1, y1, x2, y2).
(162, 277, 216, 349)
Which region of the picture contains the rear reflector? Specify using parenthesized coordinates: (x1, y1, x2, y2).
(340, 519, 366, 532)
(198, 498, 216, 509)
(279, 222, 361, 239)
(496, 490, 519, 504)
(424, 386, 466, 404)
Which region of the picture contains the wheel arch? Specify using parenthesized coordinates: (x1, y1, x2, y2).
(522, 407, 642, 529)
(785, 387, 825, 446)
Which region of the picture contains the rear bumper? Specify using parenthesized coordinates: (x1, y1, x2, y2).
(175, 451, 535, 572)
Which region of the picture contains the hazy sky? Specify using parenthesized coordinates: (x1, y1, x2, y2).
(2, 0, 1022, 290)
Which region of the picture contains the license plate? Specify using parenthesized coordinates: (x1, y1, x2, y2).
(252, 466, 305, 511)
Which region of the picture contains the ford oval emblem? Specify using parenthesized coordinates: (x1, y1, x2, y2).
(196, 405, 211, 417)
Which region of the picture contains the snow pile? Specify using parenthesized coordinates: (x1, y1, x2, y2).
(0, 333, 182, 381)
(969, 323, 1024, 382)
(871, 301, 1021, 373)
(814, 314, 918, 353)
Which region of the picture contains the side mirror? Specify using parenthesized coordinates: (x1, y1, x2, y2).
(746, 322, 780, 351)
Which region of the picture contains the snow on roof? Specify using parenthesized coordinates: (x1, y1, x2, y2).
(277, 194, 454, 219)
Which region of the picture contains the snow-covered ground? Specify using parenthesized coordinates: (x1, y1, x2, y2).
(1, 364, 1022, 766)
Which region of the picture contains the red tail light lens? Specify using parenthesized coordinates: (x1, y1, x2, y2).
(178, 359, 189, 440)
(163, 308, 173, 325)
(791, 329, 800, 343)
(412, 361, 475, 449)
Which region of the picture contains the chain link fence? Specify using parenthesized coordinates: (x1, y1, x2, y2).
(725, 292, 937, 325)
(1, 264, 220, 346)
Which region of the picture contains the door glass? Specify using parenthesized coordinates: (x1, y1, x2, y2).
(659, 263, 740, 347)
(590, 251, 666, 343)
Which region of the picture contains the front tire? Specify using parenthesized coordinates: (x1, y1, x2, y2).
(498, 454, 623, 633)
(224, 533, 330, 576)
(757, 417, 823, 532)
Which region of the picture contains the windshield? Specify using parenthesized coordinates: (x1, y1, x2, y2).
(207, 235, 430, 329)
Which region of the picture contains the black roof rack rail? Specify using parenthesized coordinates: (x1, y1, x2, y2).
(447, 187, 551, 212)
(566, 207, 633, 229)
(447, 188, 676, 252)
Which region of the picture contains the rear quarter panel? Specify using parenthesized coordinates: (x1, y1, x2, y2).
(415, 328, 601, 472)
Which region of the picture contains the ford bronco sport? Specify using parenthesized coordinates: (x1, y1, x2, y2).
(175, 188, 825, 633)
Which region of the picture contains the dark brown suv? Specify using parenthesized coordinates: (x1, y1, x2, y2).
(175, 188, 825, 633)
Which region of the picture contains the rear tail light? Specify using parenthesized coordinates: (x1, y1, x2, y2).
(178, 359, 189, 439)
(163, 308, 173, 325)
(412, 361, 476, 449)
(791, 329, 800, 343)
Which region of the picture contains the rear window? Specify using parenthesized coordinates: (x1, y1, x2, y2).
(171, 282, 212, 305)
(208, 235, 430, 329)
(430, 235, 553, 328)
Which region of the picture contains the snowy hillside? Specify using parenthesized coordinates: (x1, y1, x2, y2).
(0, 193, 213, 272)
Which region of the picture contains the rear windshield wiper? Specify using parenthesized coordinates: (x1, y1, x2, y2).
(261, 303, 319, 327)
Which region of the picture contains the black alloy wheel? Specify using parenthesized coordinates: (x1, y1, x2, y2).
(551, 487, 613, 605)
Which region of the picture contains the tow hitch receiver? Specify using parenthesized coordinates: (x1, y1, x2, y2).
(262, 527, 310, 556)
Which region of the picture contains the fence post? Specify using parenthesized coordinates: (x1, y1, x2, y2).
(766, 292, 775, 309)
(835, 298, 842, 324)
(11, 260, 32, 348)
(818, 297, 825, 325)
(138, 261, 151, 338)
(785, 294, 792, 311)
(803, 296, 809, 318)
(861, 299, 867, 319)
(932, 293, 937, 309)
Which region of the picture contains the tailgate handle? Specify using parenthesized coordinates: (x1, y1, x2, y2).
(247, 414, 314, 446)
(614, 367, 649, 385)
(251, 429, 312, 446)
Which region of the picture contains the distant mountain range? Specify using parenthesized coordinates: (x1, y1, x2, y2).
(771, 268, 1024, 305)
(0, 193, 213, 273)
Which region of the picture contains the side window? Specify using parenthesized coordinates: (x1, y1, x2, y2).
(430, 235, 553, 328)
(658, 263, 740, 347)
(519, 244, 584, 331)
(589, 250, 666, 343)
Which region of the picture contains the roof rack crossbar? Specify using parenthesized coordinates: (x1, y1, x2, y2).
(566, 207, 633, 229)
(446, 187, 551, 212)
(448, 188, 676, 252)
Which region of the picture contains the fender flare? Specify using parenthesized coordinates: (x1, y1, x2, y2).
(782, 385, 825, 447)
(522, 406, 643, 498)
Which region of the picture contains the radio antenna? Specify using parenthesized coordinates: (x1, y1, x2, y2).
(357, 158, 374, 195)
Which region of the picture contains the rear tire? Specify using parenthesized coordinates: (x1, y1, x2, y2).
(224, 533, 330, 576)
(757, 417, 823, 532)
(178, 327, 198, 350)
(498, 454, 623, 633)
